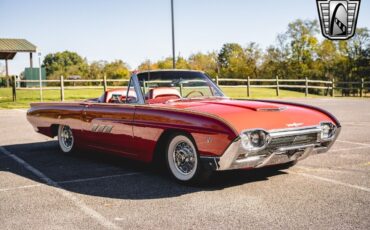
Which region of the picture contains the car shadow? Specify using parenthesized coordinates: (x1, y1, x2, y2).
(1, 140, 288, 200)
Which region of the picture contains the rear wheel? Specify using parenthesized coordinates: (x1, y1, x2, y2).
(166, 133, 211, 184)
(58, 125, 75, 153)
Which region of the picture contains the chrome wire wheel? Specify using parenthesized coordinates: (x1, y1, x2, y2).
(58, 125, 74, 153)
(167, 135, 198, 181)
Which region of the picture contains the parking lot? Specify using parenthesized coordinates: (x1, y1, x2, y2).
(0, 98, 369, 229)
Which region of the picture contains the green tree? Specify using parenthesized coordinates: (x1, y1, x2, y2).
(218, 43, 261, 78)
(188, 52, 218, 77)
(156, 57, 174, 69)
(42, 51, 88, 79)
(88, 60, 107, 79)
(103, 60, 130, 79)
(345, 28, 370, 81)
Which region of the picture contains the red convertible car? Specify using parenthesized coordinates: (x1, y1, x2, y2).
(27, 70, 340, 183)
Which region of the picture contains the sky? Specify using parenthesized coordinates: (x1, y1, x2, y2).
(1, 0, 369, 75)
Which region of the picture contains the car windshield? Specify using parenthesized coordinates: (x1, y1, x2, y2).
(137, 71, 225, 103)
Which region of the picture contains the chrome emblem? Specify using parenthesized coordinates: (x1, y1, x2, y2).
(316, 0, 361, 40)
(91, 124, 113, 133)
(287, 122, 303, 128)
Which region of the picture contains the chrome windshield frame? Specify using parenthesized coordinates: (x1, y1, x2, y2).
(135, 71, 226, 101)
(128, 74, 145, 104)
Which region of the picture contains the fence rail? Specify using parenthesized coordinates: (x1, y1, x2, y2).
(8, 75, 369, 102)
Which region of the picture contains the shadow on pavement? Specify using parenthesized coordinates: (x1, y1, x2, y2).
(1, 140, 287, 200)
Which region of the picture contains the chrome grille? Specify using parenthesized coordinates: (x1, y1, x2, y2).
(268, 133, 319, 150)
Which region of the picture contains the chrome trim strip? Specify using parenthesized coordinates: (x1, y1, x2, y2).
(269, 127, 322, 138)
(277, 144, 316, 152)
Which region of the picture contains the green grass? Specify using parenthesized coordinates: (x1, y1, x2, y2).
(0, 88, 103, 109)
(0, 87, 327, 109)
(221, 87, 321, 99)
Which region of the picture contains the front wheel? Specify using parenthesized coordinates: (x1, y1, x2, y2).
(166, 134, 211, 184)
(58, 125, 75, 154)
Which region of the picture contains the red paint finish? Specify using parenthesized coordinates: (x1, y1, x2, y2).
(27, 98, 337, 164)
(160, 99, 337, 132)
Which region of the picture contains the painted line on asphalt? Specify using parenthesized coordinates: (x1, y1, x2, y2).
(337, 140, 370, 147)
(0, 184, 41, 192)
(330, 146, 370, 152)
(288, 170, 370, 193)
(0, 146, 120, 230)
(57, 172, 142, 185)
(0, 173, 142, 192)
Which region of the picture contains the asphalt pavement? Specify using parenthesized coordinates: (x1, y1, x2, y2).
(0, 98, 369, 229)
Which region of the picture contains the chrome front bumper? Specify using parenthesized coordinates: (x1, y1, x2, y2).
(200, 126, 341, 171)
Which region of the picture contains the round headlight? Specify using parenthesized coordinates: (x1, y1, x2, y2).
(240, 130, 269, 151)
(250, 130, 267, 147)
(320, 122, 335, 140)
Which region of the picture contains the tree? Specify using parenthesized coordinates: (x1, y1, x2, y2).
(243, 42, 262, 78)
(345, 28, 370, 81)
(88, 60, 107, 79)
(43, 51, 88, 79)
(156, 57, 174, 69)
(103, 60, 130, 79)
(188, 52, 218, 77)
(137, 59, 158, 71)
(218, 43, 261, 78)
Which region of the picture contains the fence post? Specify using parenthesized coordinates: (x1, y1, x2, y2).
(12, 76, 16, 102)
(247, 76, 250, 97)
(60, 75, 65, 101)
(305, 77, 308, 97)
(103, 74, 107, 92)
(276, 76, 280, 96)
(216, 75, 219, 86)
(331, 78, 335, 97)
(360, 78, 364, 97)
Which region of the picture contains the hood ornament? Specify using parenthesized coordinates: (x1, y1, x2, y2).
(287, 122, 303, 128)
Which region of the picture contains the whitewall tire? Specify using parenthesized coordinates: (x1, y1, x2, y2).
(58, 125, 75, 153)
(166, 134, 211, 183)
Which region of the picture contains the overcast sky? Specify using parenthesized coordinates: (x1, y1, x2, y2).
(1, 0, 369, 75)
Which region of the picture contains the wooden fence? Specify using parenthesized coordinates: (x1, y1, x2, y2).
(10, 75, 370, 102)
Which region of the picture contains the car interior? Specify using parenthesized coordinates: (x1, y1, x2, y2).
(94, 87, 181, 104)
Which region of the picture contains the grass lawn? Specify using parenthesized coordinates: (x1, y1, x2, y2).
(0, 87, 327, 109)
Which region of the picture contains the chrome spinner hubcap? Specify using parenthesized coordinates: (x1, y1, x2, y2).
(173, 141, 196, 175)
(61, 126, 73, 148)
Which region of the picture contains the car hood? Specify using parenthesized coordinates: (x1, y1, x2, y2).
(161, 99, 335, 133)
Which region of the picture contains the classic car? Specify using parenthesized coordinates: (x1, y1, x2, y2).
(27, 70, 341, 183)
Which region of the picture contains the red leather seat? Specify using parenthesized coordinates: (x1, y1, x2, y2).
(147, 87, 181, 104)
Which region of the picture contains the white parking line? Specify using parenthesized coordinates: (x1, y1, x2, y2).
(0, 146, 120, 230)
(57, 172, 142, 184)
(0, 172, 143, 193)
(337, 140, 370, 147)
(330, 146, 370, 152)
(288, 170, 370, 193)
(0, 184, 41, 192)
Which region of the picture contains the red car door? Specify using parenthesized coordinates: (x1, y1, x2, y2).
(82, 103, 137, 158)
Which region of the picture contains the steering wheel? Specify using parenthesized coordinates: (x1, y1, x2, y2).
(185, 90, 204, 98)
